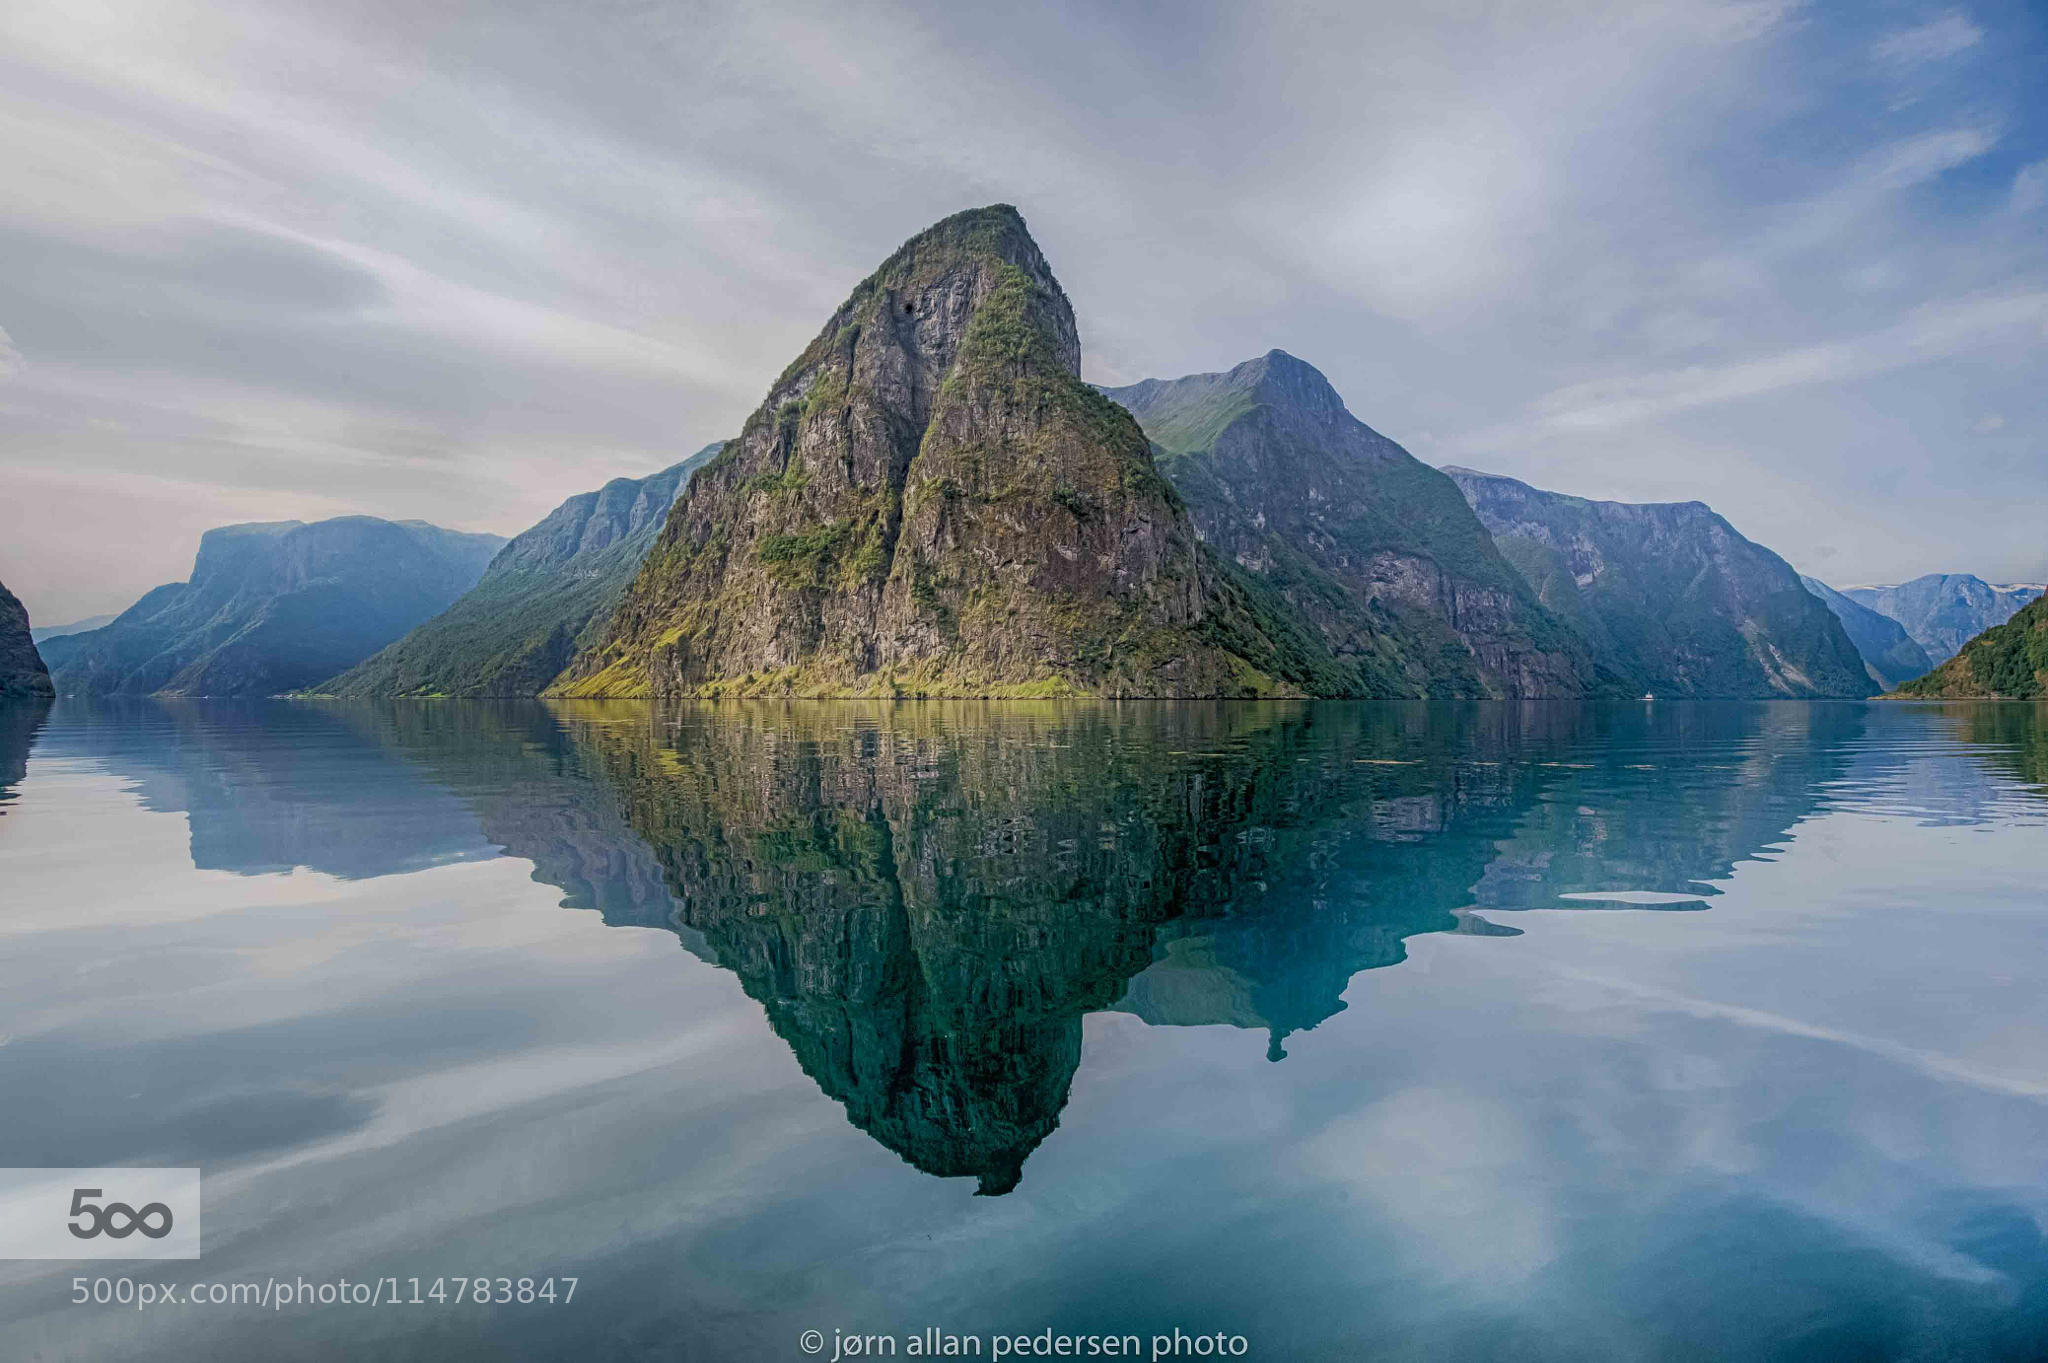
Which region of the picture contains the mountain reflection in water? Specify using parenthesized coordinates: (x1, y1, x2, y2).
(35, 697, 2003, 1196)
(9, 695, 2048, 1363)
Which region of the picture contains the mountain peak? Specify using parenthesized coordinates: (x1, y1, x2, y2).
(1841, 574, 2043, 660)
(551, 207, 1329, 699)
(896, 203, 1034, 261)
(1105, 355, 1602, 697)
(798, 203, 1080, 390)
(1230, 349, 1346, 419)
(1102, 350, 1353, 456)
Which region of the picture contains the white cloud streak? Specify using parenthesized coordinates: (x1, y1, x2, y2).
(1527, 291, 2048, 432)
(0, 0, 2044, 617)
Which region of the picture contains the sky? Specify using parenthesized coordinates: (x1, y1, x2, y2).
(2, 0, 2044, 625)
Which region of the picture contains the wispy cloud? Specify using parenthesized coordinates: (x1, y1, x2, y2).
(1, 0, 2044, 616)
(2013, 160, 2048, 215)
(1525, 291, 2048, 431)
(1871, 11, 1984, 68)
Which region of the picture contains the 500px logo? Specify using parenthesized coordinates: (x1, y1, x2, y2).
(67, 1188, 175, 1241)
(0, 1168, 201, 1260)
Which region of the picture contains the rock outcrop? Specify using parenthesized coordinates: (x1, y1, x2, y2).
(1104, 351, 1609, 697)
(1801, 576, 1934, 691)
(319, 445, 724, 697)
(40, 518, 504, 697)
(1843, 574, 2045, 661)
(1894, 591, 2047, 699)
(1445, 469, 1873, 698)
(551, 207, 1344, 698)
(0, 578, 55, 699)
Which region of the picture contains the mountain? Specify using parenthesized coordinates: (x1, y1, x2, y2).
(1800, 576, 1934, 691)
(0, 578, 55, 699)
(1444, 469, 1873, 698)
(317, 446, 724, 697)
(1842, 575, 2044, 661)
(1103, 351, 1606, 697)
(1894, 591, 2047, 699)
(30, 613, 115, 643)
(39, 518, 505, 697)
(552, 206, 1347, 698)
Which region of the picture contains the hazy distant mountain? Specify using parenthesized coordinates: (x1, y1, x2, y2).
(553, 206, 1347, 699)
(1800, 576, 1934, 691)
(318, 446, 724, 697)
(1895, 591, 2047, 699)
(30, 613, 116, 643)
(40, 518, 505, 697)
(1842, 575, 2044, 661)
(0, 578, 55, 699)
(1102, 351, 1609, 697)
(1444, 469, 1872, 698)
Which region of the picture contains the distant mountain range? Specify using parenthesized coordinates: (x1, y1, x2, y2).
(1798, 577, 1935, 692)
(1105, 351, 1608, 697)
(29, 613, 115, 643)
(317, 444, 724, 697)
(1841, 576, 2044, 662)
(39, 518, 504, 696)
(1442, 469, 1872, 698)
(10, 205, 2036, 705)
(1, 578, 55, 699)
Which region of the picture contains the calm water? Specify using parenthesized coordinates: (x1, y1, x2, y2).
(2, 698, 2046, 1361)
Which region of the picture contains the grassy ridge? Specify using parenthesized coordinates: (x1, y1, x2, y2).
(1895, 592, 2048, 699)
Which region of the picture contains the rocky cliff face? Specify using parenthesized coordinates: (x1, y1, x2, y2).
(320, 444, 724, 697)
(552, 207, 1340, 698)
(1895, 591, 2047, 699)
(1801, 576, 1934, 691)
(1843, 575, 2045, 661)
(1445, 469, 1873, 698)
(0, 578, 55, 699)
(1104, 351, 1608, 697)
(40, 518, 505, 697)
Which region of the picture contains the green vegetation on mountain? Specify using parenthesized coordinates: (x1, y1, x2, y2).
(552, 206, 1351, 698)
(316, 445, 723, 697)
(0, 578, 55, 699)
(1444, 469, 1873, 698)
(1894, 592, 2048, 699)
(39, 518, 504, 697)
(1105, 351, 1610, 697)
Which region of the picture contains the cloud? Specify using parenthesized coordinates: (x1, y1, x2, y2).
(1, 0, 2045, 616)
(1971, 414, 2005, 434)
(1871, 11, 1983, 68)
(2014, 160, 2048, 215)
(1869, 126, 2000, 191)
(1517, 291, 2048, 432)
